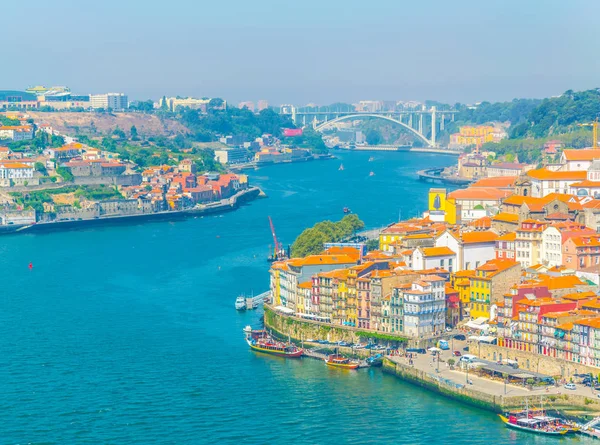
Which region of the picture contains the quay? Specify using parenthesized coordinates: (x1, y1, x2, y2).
(264, 306, 600, 419)
(0, 186, 264, 236)
(416, 167, 473, 185)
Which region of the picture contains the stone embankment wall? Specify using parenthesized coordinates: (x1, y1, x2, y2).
(264, 305, 441, 348)
(383, 358, 600, 417)
(478, 343, 600, 380)
(264, 306, 364, 344)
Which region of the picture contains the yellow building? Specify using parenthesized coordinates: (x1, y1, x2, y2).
(450, 125, 496, 148)
(450, 270, 476, 318)
(428, 188, 458, 225)
(469, 259, 521, 319)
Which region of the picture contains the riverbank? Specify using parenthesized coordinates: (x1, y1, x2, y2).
(264, 305, 600, 419)
(0, 186, 263, 235)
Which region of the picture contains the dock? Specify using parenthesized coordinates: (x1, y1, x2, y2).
(244, 291, 271, 310)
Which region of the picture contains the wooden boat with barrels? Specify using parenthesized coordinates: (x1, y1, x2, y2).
(325, 354, 359, 369)
(244, 326, 303, 358)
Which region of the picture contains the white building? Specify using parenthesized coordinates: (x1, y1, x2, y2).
(412, 246, 456, 272)
(401, 275, 446, 337)
(90, 93, 128, 110)
(435, 230, 498, 271)
(0, 162, 34, 186)
(560, 149, 600, 171)
(0, 125, 34, 141)
(540, 226, 564, 267)
(528, 168, 587, 198)
(214, 148, 249, 165)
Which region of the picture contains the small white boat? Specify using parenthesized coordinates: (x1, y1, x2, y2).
(235, 296, 246, 311)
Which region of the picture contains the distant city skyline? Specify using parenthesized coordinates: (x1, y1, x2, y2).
(3, 0, 600, 105)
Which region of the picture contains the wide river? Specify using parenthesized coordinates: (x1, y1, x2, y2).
(0, 151, 584, 444)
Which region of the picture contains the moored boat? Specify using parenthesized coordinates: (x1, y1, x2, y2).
(235, 296, 246, 310)
(244, 327, 303, 358)
(366, 353, 383, 367)
(498, 414, 569, 435)
(325, 354, 359, 369)
(339, 164, 344, 171)
(498, 399, 576, 436)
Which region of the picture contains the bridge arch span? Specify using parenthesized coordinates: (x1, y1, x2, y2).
(313, 113, 432, 147)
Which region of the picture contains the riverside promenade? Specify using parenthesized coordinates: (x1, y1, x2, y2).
(385, 349, 600, 417)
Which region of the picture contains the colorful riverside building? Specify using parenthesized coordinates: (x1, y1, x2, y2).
(270, 252, 360, 311)
(468, 259, 521, 319)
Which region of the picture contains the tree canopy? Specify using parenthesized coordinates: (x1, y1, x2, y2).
(290, 214, 365, 257)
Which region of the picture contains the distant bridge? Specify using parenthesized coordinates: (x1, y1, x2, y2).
(280, 106, 457, 148)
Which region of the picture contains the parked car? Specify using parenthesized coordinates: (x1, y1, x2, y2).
(338, 341, 350, 347)
(564, 383, 576, 390)
(317, 340, 329, 344)
(453, 334, 466, 341)
(453, 350, 462, 357)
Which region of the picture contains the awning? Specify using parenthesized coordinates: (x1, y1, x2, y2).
(275, 305, 294, 314)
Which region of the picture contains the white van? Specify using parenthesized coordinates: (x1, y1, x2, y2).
(459, 354, 478, 363)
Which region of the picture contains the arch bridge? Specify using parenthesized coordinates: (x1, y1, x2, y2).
(281, 106, 456, 148)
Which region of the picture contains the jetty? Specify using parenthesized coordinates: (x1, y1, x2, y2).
(243, 291, 271, 310)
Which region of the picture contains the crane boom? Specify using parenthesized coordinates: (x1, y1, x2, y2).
(268, 216, 279, 254)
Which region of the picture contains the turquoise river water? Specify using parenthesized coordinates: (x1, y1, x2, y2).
(0, 150, 591, 444)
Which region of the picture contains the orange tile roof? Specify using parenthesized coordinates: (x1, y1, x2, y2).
(582, 300, 600, 310)
(569, 235, 600, 248)
(469, 216, 492, 228)
(570, 180, 600, 187)
(448, 187, 511, 201)
(492, 212, 520, 223)
(461, 230, 498, 244)
(497, 232, 516, 241)
(421, 246, 455, 257)
(527, 168, 587, 181)
(562, 149, 600, 161)
(538, 274, 584, 290)
(287, 254, 357, 268)
(0, 162, 32, 169)
(471, 176, 517, 188)
(453, 270, 476, 278)
(574, 317, 600, 329)
(556, 322, 574, 331)
(562, 291, 597, 301)
(298, 281, 312, 289)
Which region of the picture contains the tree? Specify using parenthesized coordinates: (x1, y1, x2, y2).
(291, 228, 329, 258)
(113, 128, 126, 139)
(290, 214, 366, 257)
(161, 96, 170, 111)
(56, 167, 74, 182)
(130, 125, 140, 141)
(34, 162, 47, 175)
(208, 98, 225, 109)
(366, 129, 382, 145)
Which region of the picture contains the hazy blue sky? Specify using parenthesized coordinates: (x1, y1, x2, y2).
(3, 0, 600, 105)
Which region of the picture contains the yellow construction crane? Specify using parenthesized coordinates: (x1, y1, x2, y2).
(578, 117, 598, 149)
